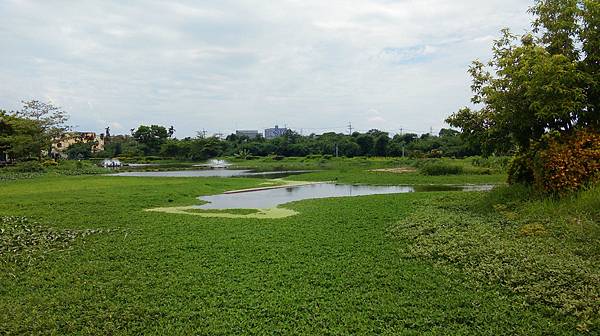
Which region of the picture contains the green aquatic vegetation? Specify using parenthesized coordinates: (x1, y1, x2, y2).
(0, 161, 107, 181)
(389, 185, 600, 332)
(0, 216, 105, 266)
(0, 175, 590, 334)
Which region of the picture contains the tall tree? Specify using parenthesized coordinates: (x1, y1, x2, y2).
(14, 100, 70, 140)
(355, 134, 374, 156)
(0, 110, 45, 160)
(373, 134, 390, 156)
(132, 125, 169, 155)
(580, 0, 600, 127)
(447, 0, 599, 156)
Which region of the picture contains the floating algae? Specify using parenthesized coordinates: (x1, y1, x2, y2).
(146, 206, 297, 219)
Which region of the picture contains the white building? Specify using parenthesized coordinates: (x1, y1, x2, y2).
(264, 125, 289, 139)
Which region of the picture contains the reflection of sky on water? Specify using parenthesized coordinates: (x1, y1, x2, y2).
(109, 170, 313, 178)
(197, 183, 493, 210)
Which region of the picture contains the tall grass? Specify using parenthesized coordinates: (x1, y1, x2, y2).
(418, 161, 464, 175)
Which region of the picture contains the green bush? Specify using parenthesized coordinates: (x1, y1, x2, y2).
(11, 161, 45, 173)
(42, 160, 58, 167)
(471, 156, 511, 170)
(419, 161, 463, 175)
(507, 154, 534, 185)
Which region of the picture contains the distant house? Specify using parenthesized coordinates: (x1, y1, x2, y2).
(264, 125, 289, 140)
(236, 130, 260, 139)
(52, 132, 105, 157)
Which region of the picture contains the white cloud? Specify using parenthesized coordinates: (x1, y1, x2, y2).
(0, 0, 533, 136)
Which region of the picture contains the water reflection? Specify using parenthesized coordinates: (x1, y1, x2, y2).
(197, 183, 493, 210)
(109, 170, 313, 178)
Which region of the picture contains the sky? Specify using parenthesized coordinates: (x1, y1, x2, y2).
(0, 0, 533, 138)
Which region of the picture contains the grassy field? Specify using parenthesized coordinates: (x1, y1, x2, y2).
(1, 166, 597, 334)
(228, 156, 507, 173)
(229, 156, 508, 185)
(285, 169, 506, 185)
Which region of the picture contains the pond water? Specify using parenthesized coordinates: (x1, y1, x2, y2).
(196, 183, 494, 210)
(109, 170, 314, 178)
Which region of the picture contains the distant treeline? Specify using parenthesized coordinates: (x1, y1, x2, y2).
(91, 126, 481, 160)
(1, 101, 481, 162)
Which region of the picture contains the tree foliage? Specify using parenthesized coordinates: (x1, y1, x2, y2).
(447, 0, 600, 157)
(132, 125, 169, 155)
(447, 0, 600, 190)
(14, 100, 70, 142)
(96, 126, 478, 160)
(66, 141, 96, 160)
(0, 110, 46, 161)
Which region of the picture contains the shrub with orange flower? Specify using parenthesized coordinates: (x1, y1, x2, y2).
(532, 129, 600, 194)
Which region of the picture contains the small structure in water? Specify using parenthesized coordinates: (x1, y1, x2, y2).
(193, 159, 231, 169)
(208, 159, 229, 169)
(102, 159, 122, 168)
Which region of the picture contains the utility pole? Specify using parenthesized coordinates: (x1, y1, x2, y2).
(430, 126, 433, 136)
(347, 122, 353, 135)
(335, 143, 339, 157)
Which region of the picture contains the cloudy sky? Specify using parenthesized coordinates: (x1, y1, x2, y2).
(0, 0, 532, 137)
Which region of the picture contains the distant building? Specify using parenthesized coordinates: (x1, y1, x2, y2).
(52, 132, 105, 158)
(264, 125, 289, 139)
(236, 130, 260, 139)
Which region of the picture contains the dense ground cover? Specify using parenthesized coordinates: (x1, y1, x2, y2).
(228, 156, 507, 173)
(286, 169, 505, 185)
(0, 161, 106, 181)
(231, 156, 507, 185)
(1, 167, 596, 334)
(391, 184, 600, 333)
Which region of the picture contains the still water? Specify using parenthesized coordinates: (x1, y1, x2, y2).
(197, 183, 494, 210)
(109, 170, 313, 178)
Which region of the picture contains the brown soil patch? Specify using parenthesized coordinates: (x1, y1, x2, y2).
(370, 167, 417, 174)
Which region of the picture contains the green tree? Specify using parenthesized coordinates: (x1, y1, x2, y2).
(355, 134, 374, 156)
(580, 0, 600, 127)
(11, 100, 70, 157)
(373, 134, 390, 156)
(0, 111, 45, 160)
(66, 141, 96, 159)
(132, 125, 169, 155)
(448, 0, 600, 151)
(447, 0, 600, 183)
